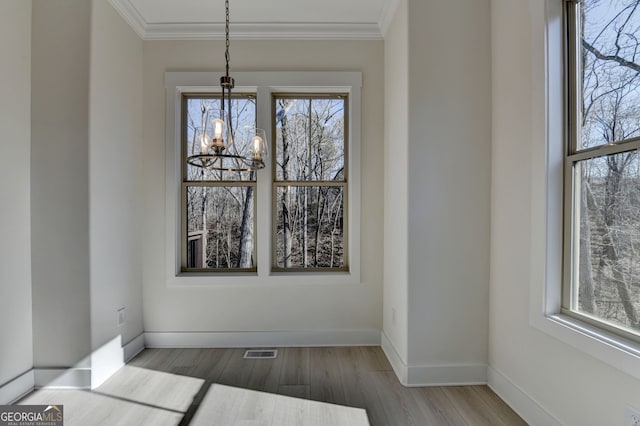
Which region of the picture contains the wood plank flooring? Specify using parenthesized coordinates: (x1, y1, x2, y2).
(19, 347, 527, 425)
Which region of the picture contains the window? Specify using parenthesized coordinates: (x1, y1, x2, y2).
(181, 94, 258, 272)
(272, 94, 348, 271)
(564, 0, 640, 342)
(166, 71, 361, 283)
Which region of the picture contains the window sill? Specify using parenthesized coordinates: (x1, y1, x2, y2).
(176, 271, 258, 278)
(269, 269, 350, 275)
(167, 269, 361, 287)
(531, 312, 640, 380)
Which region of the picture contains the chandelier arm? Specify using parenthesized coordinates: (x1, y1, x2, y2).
(187, 153, 265, 172)
(227, 83, 234, 141)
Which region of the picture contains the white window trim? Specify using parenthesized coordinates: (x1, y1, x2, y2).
(165, 71, 362, 286)
(529, 0, 640, 379)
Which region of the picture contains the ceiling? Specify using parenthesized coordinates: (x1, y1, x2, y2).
(108, 0, 399, 40)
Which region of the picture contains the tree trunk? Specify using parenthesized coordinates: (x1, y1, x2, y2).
(303, 187, 308, 267)
(216, 219, 220, 268)
(201, 188, 208, 268)
(329, 192, 342, 268)
(237, 172, 254, 268)
(280, 110, 292, 267)
(227, 228, 231, 267)
(314, 188, 325, 267)
(579, 180, 596, 314)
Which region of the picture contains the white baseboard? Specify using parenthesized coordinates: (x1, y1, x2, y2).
(91, 336, 125, 389)
(144, 329, 381, 348)
(381, 331, 408, 384)
(27, 337, 141, 391)
(123, 333, 145, 362)
(487, 366, 561, 426)
(34, 368, 91, 389)
(381, 331, 487, 386)
(406, 363, 487, 386)
(0, 370, 35, 404)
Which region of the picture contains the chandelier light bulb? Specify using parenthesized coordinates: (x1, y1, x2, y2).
(200, 133, 211, 154)
(253, 135, 264, 159)
(210, 118, 226, 153)
(213, 118, 224, 140)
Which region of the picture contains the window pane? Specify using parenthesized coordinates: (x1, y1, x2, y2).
(579, 0, 640, 150)
(573, 150, 640, 334)
(185, 96, 257, 181)
(274, 186, 344, 269)
(186, 185, 255, 269)
(274, 97, 346, 181)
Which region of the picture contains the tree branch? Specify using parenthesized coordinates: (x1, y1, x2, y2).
(583, 38, 640, 73)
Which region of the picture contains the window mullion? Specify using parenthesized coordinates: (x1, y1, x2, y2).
(568, 137, 640, 163)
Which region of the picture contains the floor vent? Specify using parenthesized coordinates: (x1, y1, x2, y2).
(243, 349, 278, 359)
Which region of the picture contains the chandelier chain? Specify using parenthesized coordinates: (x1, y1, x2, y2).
(225, 0, 230, 78)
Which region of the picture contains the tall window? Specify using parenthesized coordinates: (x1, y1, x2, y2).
(272, 94, 348, 271)
(182, 94, 257, 272)
(564, 0, 640, 341)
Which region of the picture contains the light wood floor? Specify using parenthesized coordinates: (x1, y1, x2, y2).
(21, 347, 527, 425)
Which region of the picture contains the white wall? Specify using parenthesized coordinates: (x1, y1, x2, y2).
(383, 0, 410, 365)
(0, 0, 33, 387)
(88, 0, 144, 385)
(382, 0, 491, 384)
(490, 0, 640, 424)
(89, 0, 144, 352)
(406, 0, 491, 370)
(142, 40, 384, 337)
(31, 0, 92, 369)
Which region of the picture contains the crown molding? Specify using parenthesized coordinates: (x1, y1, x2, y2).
(144, 22, 383, 40)
(107, 0, 147, 39)
(108, 0, 383, 40)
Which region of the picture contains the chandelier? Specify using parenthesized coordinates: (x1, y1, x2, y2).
(187, 0, 268, 171)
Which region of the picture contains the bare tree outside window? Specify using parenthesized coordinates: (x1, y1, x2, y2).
(568, 0, 640, 336)
(182, 95, 258, 271)
(273, 95, 348, 270)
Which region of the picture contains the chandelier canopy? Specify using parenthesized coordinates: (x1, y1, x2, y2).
(187, 0, 268, 172)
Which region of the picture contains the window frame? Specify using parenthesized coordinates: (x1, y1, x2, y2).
(165, 71, 362, 286)
(271, 93, 350, 272)
(528, 0, 640, 381)
(561, 0, 640, 345)
(180, 92, 259, 273)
